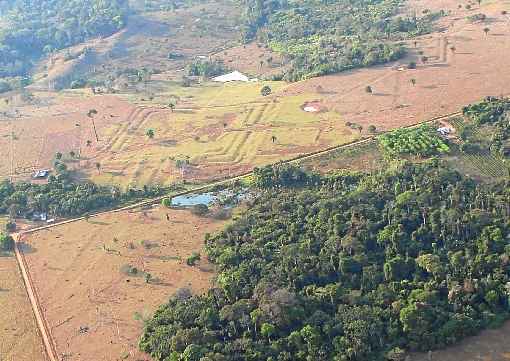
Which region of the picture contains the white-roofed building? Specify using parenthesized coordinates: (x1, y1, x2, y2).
(212, 71, 250, 83)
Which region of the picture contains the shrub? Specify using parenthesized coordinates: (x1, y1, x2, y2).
(161, 198, 172, 208)
(120, 264, 139, 276)
(0, 234, 14, 251)
(260, 85, 272, 96)
(186, 252, 201, 266)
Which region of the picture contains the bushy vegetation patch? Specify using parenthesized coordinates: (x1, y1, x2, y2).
(460, 97, 510, 157)
(241, 0, 441, 81)
(378, 125, 450, 157)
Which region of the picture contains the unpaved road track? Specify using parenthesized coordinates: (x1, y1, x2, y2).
(11, 109, 461, 361)
(13, 233, 58, 361)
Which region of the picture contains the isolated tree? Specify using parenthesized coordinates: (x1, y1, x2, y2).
(483, 27, 490, 36)
(271, 135, 277, 143)
(55, 152, 63, 160)
(357, 125, 363, 134)
(261, 85, 272, 96)
(146, 128, 155, 139)
(259, 60, 264, 69)
(69, 150, 76, 158)
(365, 85, 373, 94)
(95, 162, 101, 174)
(87, 109, 99, 141)
(368, 125, 377, 133)
(145, 273, 152, 284)
(421, 55, 428, 64)
(477, 0, 482, 6)
(450, 46, 456, 53)
(168, 102, 175, 112)
(410, 78, 417, 86)
(86, 140, 92, 147)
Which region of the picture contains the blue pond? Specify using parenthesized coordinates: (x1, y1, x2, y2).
(171, 192, 217, 206)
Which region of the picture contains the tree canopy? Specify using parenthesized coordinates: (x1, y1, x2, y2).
(0, 0, 129, 77)
(240, 0, 441, 81)
(140, 161, 510, 361)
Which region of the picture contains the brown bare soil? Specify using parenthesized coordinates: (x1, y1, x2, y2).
(279, 0, 510, 131)
(0, 255, 47, 361)
(21, 206, 227, 361)
(0, 91, 135, 180)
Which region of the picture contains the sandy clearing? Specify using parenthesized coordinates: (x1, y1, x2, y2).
(22, 206, 227, 361)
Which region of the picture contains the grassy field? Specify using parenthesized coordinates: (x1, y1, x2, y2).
(22, 204, 228, 360)
(0, 254, 47, 361)
(81, 80, 357, 188)
(298, 140, 384, 174)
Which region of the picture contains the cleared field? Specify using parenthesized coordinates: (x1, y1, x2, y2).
(0, 91, 135, 181)
(298, 140, 384, 174)
(21, 205, 227, 360)
(1, 0, 510, 190)
(78, 81, 356, 188)
(0, 255, 47, 361)
(279, 0, 510, 131)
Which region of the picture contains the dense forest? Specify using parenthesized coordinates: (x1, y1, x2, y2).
(0, 0, 129, 78)
(140, 161, 510, 361)
(460, 96, 510, 157)
(240, 0, 440, 80)
(0, 172, 164, 220)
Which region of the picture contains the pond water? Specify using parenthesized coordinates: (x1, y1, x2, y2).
(171, 192, 217, 206)
(171, 189, 250, 207)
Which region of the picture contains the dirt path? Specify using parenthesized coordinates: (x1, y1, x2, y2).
(13, 233, 58, 361)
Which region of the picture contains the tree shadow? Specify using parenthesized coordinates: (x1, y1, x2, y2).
(18, 242, 37, 254)
(425, 63, 450, 68)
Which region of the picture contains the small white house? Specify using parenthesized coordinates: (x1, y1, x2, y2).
(212, 71, 250, 83)
(437, 127, 451, 136)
